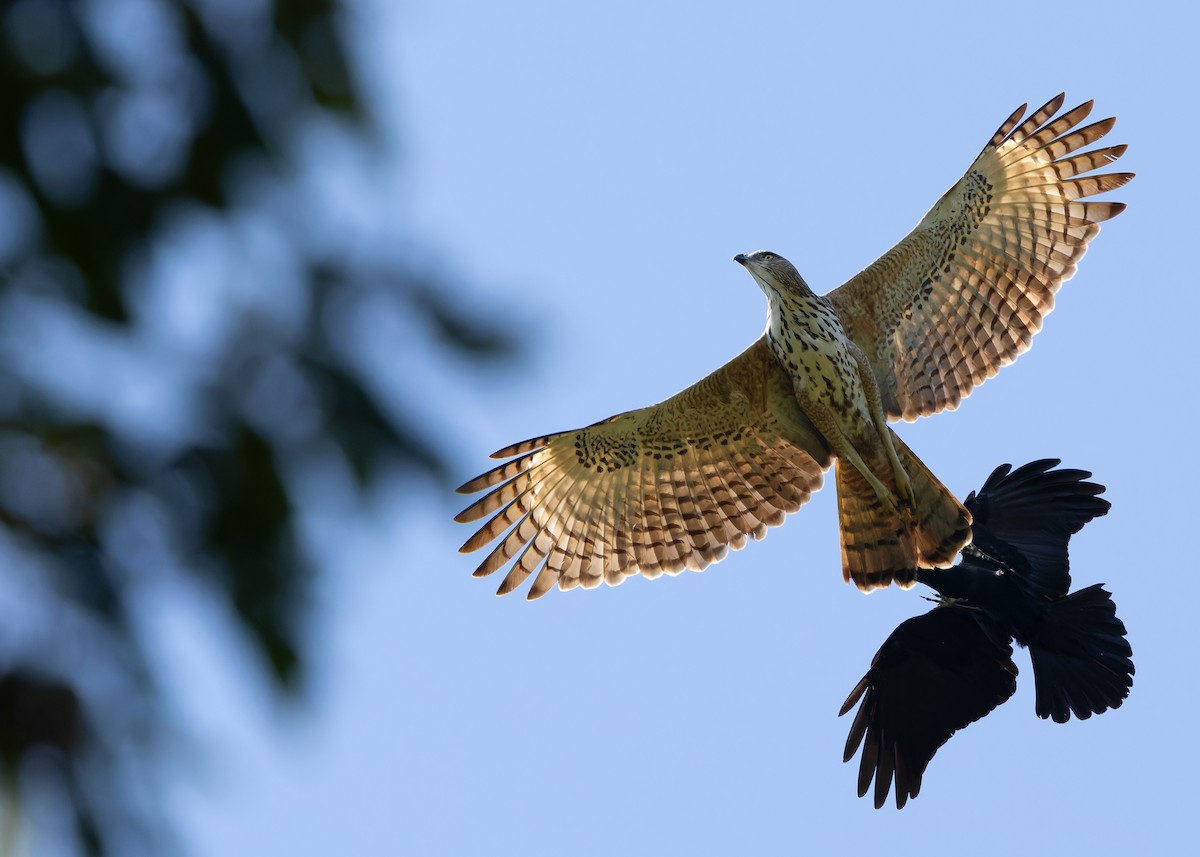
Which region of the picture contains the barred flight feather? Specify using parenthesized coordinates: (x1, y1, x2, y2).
(457, 340, 832, 598)
(830, 94, 1131, 421)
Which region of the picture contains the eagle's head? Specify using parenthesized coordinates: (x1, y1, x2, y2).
(734, 250, 813, 298)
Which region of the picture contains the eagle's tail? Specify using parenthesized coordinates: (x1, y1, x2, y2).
(892, 431, 973, 569)
(837, 432, 971, 591)
(836, 461, 916, 591)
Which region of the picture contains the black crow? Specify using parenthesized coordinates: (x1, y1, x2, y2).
(840, 459, 1134, 809)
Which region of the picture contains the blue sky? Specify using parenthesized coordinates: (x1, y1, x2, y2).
(170, 1, 1195, 853)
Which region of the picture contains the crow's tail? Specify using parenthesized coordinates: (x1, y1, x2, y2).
(1028, 583, 1134, 723)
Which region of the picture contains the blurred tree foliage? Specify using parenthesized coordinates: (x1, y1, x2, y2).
(0, 0, 514, 853)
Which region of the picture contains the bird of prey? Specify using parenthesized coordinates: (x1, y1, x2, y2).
(840, 460, 1134, 809)
(457, 94, 1132, 599)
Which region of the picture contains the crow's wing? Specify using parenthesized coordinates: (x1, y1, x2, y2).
(965, 459, 1110, 597)
(841, 606, 1017, 809)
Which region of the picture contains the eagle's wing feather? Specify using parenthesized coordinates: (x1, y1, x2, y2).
(456, 338, 832, 598)
(827, 94, 1131, 421)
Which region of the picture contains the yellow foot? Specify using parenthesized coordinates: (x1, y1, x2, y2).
(867, 476, 901, 517)
(894, 471, 916, 510)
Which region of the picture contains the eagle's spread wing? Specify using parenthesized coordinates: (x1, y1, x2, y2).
(456, 338, 832, 599)
(827, 94, 1132, 421)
